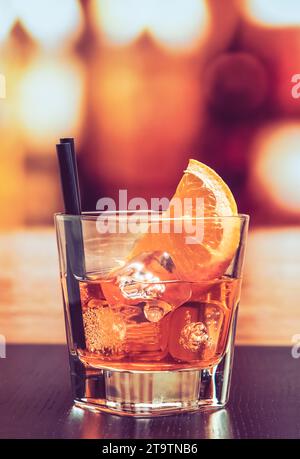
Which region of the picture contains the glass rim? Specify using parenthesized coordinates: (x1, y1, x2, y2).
(54, 211, 250, 222)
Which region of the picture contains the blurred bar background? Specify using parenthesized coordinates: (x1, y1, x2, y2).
(0, 0, 300, 344)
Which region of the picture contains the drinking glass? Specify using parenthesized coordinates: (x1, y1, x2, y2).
(55, 211, 249, 417)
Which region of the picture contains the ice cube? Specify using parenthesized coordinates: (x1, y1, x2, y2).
(168, 302, 221, 364)
(101, 251, 191, 322)
(179, 321, 211, 352)
(83, 301, 126, 359)
(118, 251, 176, 300)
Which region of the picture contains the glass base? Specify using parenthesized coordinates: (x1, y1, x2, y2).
(75, 397, 225, 418)
(70, 344, 234, 417)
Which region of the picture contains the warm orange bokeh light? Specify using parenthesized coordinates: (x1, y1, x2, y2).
(245, 0, 300, 27)
(17, 57, 84, 149)
(251, 123, 300, 214)
(94, 0, 209, 50)
(14, 0, 82, 49)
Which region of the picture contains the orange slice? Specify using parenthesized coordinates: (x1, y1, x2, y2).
(131, 159, 239, 282)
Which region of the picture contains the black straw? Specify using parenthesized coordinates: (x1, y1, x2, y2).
(57, 142, 81, 214)
(60, 138, 82, 211)
(56, 140, 86, 349)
